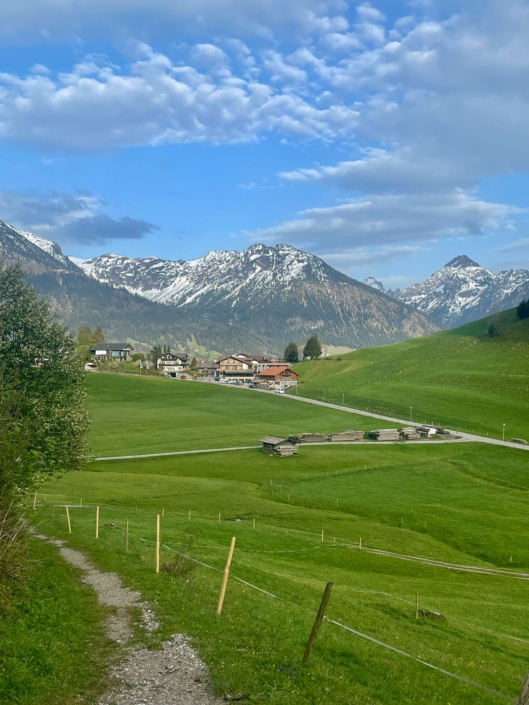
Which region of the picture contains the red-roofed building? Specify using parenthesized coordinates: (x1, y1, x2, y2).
(256, 366, 299, 388)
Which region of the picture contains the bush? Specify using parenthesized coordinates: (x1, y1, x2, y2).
(517, 299, 529, 319)
(161, 530, 198, 581)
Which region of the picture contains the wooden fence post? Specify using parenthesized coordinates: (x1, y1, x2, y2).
(518, 671, 529, 704)
(66, 506, 72, 533)
(415, 592, 419, 620)
(33, 491, 37, 510)
(156, 514, 161, 574)
(302, 581, 334, 664)
(125, 520, 129, 553)
(95, 506, 99, 539)
(253, 518, 256, 529)
(216, 537, 236, 615)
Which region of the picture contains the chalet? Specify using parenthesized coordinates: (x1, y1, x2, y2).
(157, 352, 189, 376)
(259, 436, 298, 457)
(90, 343, 133, 362)
(257, 360, 291, 372)
(255, 366, 300, 388)
(216, 355, 256, 382)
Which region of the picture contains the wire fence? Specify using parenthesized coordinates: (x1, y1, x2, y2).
(38, 504, 528, 703)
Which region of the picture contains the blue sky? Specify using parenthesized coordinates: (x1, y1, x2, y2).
(1, 0, 529, 288)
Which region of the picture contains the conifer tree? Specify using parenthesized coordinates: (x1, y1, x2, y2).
(303, 335, 322, 359)
(283, 342, 299, 363)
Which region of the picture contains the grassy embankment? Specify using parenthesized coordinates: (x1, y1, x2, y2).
(30, 372, 529, 704)
(0, 537, 113, 704)
(294, 308, 529, 441)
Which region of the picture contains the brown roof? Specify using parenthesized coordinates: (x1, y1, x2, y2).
(256, 367, 300, 380)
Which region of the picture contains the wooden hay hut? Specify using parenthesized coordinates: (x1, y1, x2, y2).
(260, 436, 298, 456)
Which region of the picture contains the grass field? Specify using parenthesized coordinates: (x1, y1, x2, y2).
(35, 419, 529, 704)
(85, 373, 399, 457)
(0, 537, 112, 705)
(293, 308, 529, 441)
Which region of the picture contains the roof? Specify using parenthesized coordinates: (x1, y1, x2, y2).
(90, 343, 132, 352)
(259, 436, 289, 445)
(257, 366, 299, 378)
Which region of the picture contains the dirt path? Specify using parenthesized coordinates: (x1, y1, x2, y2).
(42, 537, 222, 705)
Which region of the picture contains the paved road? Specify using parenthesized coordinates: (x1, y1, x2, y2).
(249, 386, 529, 452)
(95, 445, 260, 461)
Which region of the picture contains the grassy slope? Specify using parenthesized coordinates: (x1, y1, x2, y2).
(293, 308, 529, 440)
(37, 438, 529, 704)
(0, 537, 112, 705)
(85, 374, 398, 457)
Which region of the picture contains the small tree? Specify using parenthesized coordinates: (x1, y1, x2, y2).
(283, 342, 299, 363)
(190, 357, 198, 369)
(517, 299, 529, 320)
(149, 345, 163, 366)
(487, 321, 499, 337)
(303, 335, 322, 360)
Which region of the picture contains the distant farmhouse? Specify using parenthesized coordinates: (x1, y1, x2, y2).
(216, 353, 297, 390)
(157, 352, 189, 377)
(256, 366, 299, 387)
(91, 343, 133, 362)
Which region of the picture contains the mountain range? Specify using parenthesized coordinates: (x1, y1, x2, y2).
(0, 220, 438, 354)
(364, 255, 529, 328)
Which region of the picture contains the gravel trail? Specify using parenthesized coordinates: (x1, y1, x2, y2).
(43, 537, 223, 704)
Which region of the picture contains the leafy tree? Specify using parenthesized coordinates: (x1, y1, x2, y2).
(132, 353, 146, 362)
(517, 299, 529, 320)
(149, 345, 163, 365)
(303, 335, 322, 360)
(283, 342, 299, 363)
(190, 357, 198, 369)
(0, 266, 89, 492)
(77, 325, 106, 360)
(0, 266, 90, 594)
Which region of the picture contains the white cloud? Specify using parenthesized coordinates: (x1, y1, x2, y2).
(0, 46, 358, 149)
(321, 244, 426, 267)
(0, 0, 349, 42)
(245, 190, 518, 252)
(498, 238, 529, 252)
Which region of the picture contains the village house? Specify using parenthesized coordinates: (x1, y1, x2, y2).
(255, 366, 300, 389)
(216, 355, 257, 382)
(157, 352, 189, 377)
(90, 343, 133, 362)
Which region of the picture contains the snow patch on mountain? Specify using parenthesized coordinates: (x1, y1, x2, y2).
(363, 277, 385, 293)
(11, 225, 71, 267)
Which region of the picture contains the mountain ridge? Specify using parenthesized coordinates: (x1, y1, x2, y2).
(0, 220, 439, 352)
(364, 255, 529, 328)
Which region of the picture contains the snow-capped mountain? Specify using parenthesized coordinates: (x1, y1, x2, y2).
(80, 243, 439, 349)
(81, 244, 347, 306)
(390, 255, 529, 328)
(0, 220, 78, 274)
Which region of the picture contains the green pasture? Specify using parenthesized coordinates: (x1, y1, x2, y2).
(85, 373, 397, 457)
(0, 538, 112, 705)
(36, 440, 529, 704)
(293, 308, 529, 440)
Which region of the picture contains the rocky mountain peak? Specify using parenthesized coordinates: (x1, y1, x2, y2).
(444, 255, 481, 269)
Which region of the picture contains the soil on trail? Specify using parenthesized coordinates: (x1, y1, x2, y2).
(43, 537, 223, 705)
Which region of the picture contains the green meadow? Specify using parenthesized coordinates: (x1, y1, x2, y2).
(32, 370, 529, 704)
(85, 373, 398, 457)
(294, 308, 529, 441)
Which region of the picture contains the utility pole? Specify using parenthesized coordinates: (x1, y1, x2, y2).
(410, 406, 413, 421)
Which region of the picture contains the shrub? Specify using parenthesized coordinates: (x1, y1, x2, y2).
(517, 299, 529, 319)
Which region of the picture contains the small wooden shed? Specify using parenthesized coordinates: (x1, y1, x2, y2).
(260, 436, 298, 456)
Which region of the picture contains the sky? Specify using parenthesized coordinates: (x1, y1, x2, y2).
(1, 0, 529, 289)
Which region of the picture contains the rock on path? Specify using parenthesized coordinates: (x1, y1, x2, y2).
(43, 537, 223, 705)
